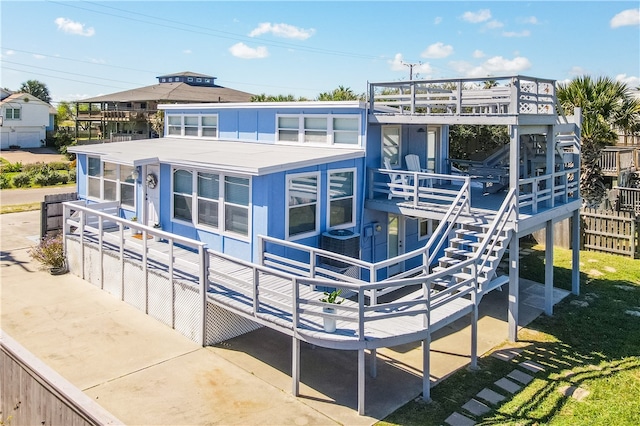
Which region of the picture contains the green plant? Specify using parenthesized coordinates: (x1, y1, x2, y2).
(28, 234, 65, 269)
(0, 174, 9, 189)
(11, 173, 31, 188)
(320, 289, 343, 304)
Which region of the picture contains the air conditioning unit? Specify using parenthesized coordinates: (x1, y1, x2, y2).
(321, 229, 360, 267)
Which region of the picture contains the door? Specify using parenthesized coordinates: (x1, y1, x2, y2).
(382, 126, 401, 168)
(387, 213, 405, 276)
(145, 165, 160, 227)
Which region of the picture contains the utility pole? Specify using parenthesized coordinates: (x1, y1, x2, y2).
(402, 61, 421, 80)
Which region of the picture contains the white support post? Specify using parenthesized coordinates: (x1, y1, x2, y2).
(98, 218, 104, 290)
(470, 293, 478, 370)
(422, 334, 432, 402)
(370, 349, 377, 378)
(545, 219, 554, 316)
(572, 209, 580, 295)
(508, 236, 520, 342)
(80, 210, 85, 280)
(199, 245, 208, 347)
(292, 337, 300, 396)
(119, 222, 125, 301)
(358, 348, 365, 415)
(143, 230, 148, 314)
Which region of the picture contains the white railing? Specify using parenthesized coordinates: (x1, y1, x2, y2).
(369, 75, 556, 117)
(62, 200, 209, 344)
(598, 148, 635, 175)
(518, 168, 579, 213)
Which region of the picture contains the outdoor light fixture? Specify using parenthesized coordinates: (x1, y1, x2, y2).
(131, 168, 140, 180)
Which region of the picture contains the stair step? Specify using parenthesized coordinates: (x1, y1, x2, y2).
(455, 229, 479, 238)
(475, 233, 509, 242)
(450, 238, 474, 247)
(462, 252, 499, 262)
(452, 272, 490, 284)
(438, 256, 462, 266)
(444, 247, 473, 257)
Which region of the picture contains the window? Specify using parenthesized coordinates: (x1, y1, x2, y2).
(86, 158, 136, 208)
(276, 114, 361, 146)
(168, 116, 181, 136)
(196, 78, 202, 82)
(287, 173, 319, 238)
(419, 218, 440, 240)
(224, 176, 250, 236)
(328, 169, 355, 228)
(188, 77, 194, 82)
(205, 79, 211, 83)
(173, 169, 193, 222)
(382, 125, 401, 167)
(197, 172, 219, 227)
(165, 114, 218, 138)
(5, 108, 20, 120)
(171, 168, 250, 237)
(161, 78, 166, 82)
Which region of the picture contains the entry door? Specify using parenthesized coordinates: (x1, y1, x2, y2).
(387, 213, 405, 276)
(145, 165, 160, 227)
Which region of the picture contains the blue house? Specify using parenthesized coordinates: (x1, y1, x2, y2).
(65, 75, 582, 415)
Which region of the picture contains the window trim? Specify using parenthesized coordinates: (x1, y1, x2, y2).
(5, 108, 21, 120)
(275, 114, 361, 147)
(326, 167, 356, 230)
(86, 157, 136, 209)
(164, 113, 218, 139)
(170, 166, 251, 240)
(418, 218, 439, 241)
(286, 171, 320, 240)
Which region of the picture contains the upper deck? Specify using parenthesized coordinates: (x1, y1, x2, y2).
(368, 75, 557, 126)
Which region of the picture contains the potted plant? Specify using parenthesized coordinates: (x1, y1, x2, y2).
(29, 234, 67, 275)
(319, 289, 343, 333)
(129, 216, 140, 236)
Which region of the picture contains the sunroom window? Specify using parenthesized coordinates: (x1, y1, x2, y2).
(168, 116, 181, 136)
(184, 116, 198, 136)
(224, 176, 250, 236)
(86, 158, 136, 208)
(197, 172, 219, 227)
(165, 114, 218, 138)
(304, 117, 327, 143)
(276, 114, 360, 145)
(173, 169, 193, 222)
(333, 117, 359, 145)
(277, 117, 299, 142)
(287, 173, 319, 238)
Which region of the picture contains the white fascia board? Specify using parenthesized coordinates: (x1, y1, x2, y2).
(159, 101, 366, 110)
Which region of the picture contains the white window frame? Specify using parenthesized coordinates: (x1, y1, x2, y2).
(5, 108, 21, 120)
(418, 218, 439, 241)
(327, 167, 356, 230)
(286, 171, 320, 240)
(275, 114, 361, 147)
(382, 125, 402, 168)
(171, 167, 251, 240)
(86, 157, 136, 209)
(165, 114, 218, 139)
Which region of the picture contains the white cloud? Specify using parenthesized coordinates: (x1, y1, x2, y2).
(520, 16, 539, 25)
(615, 74, 640, 89)
(229, 42, 269, 59)
(183, 49, 192, 54)
(472, 49, 485, 59)
(421, 42, 454, 59)
(451, 56, 532, 78)
(485, 20, 504, 29)
(5, 50, 16, 56)
(434, 16, 442, 25)
(610, 8, 640, 28)
(462, 9, 492, 24)
(249, 22, 315, 40)
(568, 66, 587, 76)
(502, 30, 531, 38)
(389, 53, 406, 71)
(54, 17, 95, 37)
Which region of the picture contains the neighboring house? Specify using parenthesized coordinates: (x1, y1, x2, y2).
(74, 71, 254, 140)
(0, 90, 56, 150)
(65, 75, 582, 415)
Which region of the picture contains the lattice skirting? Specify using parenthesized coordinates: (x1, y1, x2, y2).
(66, 237, 261, 345)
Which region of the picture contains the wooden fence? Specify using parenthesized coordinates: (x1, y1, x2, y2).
(581, 208, 639, 258)
(40, 192, 78, 238)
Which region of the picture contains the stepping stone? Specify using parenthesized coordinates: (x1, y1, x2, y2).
(519, 360, 545, 373)
(476, 388, 506, 405)
(494, 377, 522, 394)
(491, 348, 522, 361)
(570, 300, 589, 307)
(508, 369, 534, 385)
(558, 385, 590, 401)
(444, 412, 475, 426)
(462, 398, 491, 416)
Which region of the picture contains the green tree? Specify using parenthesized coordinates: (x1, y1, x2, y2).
(251, 93, 304, 102)
(557, 75, 640, 206)
(18, 79, 52, 103)
(317, 86, 364, 101)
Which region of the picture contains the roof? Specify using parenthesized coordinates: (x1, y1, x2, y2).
(157, 71, 214, 79)
(69, 138, 364, 176)
(79, 82, 253, 103)
(0, 93, 57, 113)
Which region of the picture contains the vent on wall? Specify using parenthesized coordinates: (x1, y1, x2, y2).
(321, 230, 360, 267)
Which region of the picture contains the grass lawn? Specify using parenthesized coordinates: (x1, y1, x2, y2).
(0, 202, 42, 215)
(379, 245, 640, 426)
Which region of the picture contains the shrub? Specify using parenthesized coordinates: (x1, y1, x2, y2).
(69, 168, 77, 182)
(23, 162, 48, 176)
(48, 161, 70, 171)
(0, 174, 10, 189)
(12, 173, 31, 188)
(0, 161, 23, 173)
(29, 234, 65, 269)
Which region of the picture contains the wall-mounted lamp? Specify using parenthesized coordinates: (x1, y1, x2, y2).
(374, 223, 382, 233)
(131, 167, 140, 180)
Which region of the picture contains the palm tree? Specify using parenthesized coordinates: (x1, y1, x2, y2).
(317, 86, 364, 101)
(18, 79, 52, 103)
(557, 76, 640, 207)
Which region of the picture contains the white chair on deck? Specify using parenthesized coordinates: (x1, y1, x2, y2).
(384, 158, 409, 200)
(405, 154, 430, 188)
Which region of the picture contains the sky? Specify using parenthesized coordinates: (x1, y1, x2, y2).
(1, 1, 639, 105)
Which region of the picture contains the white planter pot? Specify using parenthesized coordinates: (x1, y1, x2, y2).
(323, 307, 337, 333)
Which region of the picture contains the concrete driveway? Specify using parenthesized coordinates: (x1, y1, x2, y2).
(1, 210, 560, 425)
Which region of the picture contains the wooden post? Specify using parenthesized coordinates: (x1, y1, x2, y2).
(508, 235, 519, 342)
(572, 209, 580, 296)
(545, 219, 554, 316)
